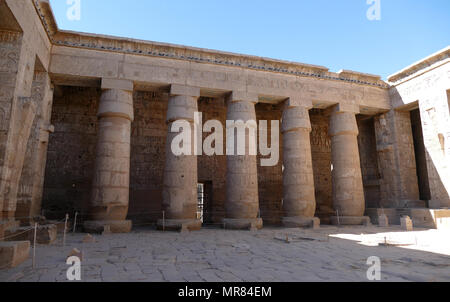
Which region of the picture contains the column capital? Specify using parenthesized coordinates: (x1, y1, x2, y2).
(229, 91, 258, 103)
(101, 78, 134, 92)
(98, 89, 134, 121)
(282, 106, 311, 133)
(329, 109, 359, 137)
(170, 84, 200, 98)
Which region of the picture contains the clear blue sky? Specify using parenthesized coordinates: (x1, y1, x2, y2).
(49, 0, 449, 79)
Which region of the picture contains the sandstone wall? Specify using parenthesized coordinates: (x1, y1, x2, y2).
(16, 71, 53, 225)
(256, 103, 283, 225)
(390, 56, 450, 208)
(357, 117, 381, 209)
(42, 87, 100, 219)
(309, 109, 333, 223)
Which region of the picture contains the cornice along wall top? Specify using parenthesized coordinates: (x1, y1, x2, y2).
(34, 0, 388, 88)
(388, 46, 450, 84)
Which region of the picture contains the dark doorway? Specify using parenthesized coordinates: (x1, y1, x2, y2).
(197, 181, 213, 224)
(410, 109, 431, 202)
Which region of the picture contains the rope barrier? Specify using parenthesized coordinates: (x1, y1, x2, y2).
(0, 227, 35, 241)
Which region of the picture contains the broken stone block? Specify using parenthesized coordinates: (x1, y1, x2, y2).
(68, 248, 83, 261)
(47, 220, 72, 234)
(179, 224, 189, 233)
(311, 217, 321, 229)
(4, 224, 57, 245)
(401, 216, 413, 231)
(0, 241, 30, 269)
(82, 234, 96, 243)
(378, 214, 389, 227)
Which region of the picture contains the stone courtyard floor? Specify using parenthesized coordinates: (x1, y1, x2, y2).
(0, 225, 449, 282)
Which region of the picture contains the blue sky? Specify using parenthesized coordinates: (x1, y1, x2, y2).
(49, 0, 449, 79)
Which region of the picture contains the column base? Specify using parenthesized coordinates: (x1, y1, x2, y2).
(222, 218, 263, 230)
(83, 220, 132, 234)
(0, 241, 30, 269)
(331, 216, 371, 226)
(156, 219, 202, 232)
(282, 216, 320, 229)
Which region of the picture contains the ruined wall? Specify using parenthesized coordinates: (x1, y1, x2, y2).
(357, 117, 381, 209)
(309, 109, 333, 223)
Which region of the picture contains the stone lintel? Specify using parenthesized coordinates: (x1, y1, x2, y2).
(101, 78, 134, 92)
(170, 84, 201, 98)
(286, 96, 313, 109)
(332, 103, 361, 114)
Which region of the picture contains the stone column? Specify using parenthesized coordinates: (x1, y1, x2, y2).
(16, 72, 54, 225)
(329, 105, 370, 225)
(83, 79, 134, 234)
(223, 92, 262, 230)
(281, 99, 319, 228)
(157, 85, 202, 231)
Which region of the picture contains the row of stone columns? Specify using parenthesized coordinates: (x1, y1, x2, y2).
(83, 81, 369, 232)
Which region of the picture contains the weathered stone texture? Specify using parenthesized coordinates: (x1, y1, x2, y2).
(256, 103, 283, 225)
(129, 91, 168, 224)
(16, 72, 54, 225)
(329, 107, 366, 222)
(281, 103, 317, 227)
(357, 117, 381, 209)
(309, 109, 333, 223)
(158, 88, 201, 230)
(374, 110, 421, 208)
(197, 97, 227, 224)
(42, 87, 100, 219)
(223, 95, 262, 230)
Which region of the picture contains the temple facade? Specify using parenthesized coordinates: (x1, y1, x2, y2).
(0, 0, 449, 267)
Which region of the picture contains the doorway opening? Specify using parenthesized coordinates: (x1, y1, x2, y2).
(410, 109, 431, 202)
(197, 181, 213, 224)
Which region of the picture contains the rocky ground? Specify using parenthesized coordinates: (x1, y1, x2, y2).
(0, 225, 449, 282)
